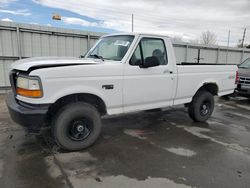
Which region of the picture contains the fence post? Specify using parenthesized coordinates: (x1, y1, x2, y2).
(185, 44, 188, 62)
(16, 25, 22, 59)
(216, 47, 220, 64)
(240, 49, 244, 64)
(87, 34, 90, 50)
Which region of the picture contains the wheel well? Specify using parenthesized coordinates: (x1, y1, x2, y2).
(197, 83, 218, 96)
(46, 93, 107, 121)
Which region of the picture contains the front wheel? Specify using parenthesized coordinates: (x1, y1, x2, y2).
(188, 91, 214, 122)
(53, 102, 101, 151)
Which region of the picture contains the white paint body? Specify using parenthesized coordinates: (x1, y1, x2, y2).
(11, 33, 238, 115)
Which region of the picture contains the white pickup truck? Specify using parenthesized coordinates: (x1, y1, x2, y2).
(6, 33, 238, 151)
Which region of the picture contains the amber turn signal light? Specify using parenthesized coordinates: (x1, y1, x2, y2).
(16, 87, 42, 98)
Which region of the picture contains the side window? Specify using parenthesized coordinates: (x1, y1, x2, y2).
(141, 38, 168, 65)
(130, 44, 143, 66)
(129, 38, 168, 66)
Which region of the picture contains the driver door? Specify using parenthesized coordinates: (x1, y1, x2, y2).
(123, 36, 175, 112)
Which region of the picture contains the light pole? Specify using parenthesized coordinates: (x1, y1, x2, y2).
(132, 14, 134, 32)
(226, 30, 230, 64)
(241, 28, 246, 48)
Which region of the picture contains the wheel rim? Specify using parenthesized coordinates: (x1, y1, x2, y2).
(200, 101, 210, 116)
(67, 118, 92, 141)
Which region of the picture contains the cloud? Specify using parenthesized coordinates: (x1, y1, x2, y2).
(29, 22, 39, 25)
(62, 17, 98, 27)
(33, 0, 250, 46)
(0, 9, 31, 16)
(1, 17, 13, 22)
(62, 16, 116, 29)
(0, 0, 17, 7)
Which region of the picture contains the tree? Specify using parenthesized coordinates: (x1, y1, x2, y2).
(200, 31, 217, 45)
(237, 40, 250, 48)
(171, 36, 183, 43)
(189, 39, 200, 44)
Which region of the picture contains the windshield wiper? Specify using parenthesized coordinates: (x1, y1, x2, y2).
(89, 54, 104, 61)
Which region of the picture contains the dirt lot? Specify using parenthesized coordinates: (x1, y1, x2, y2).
(0, 94, 250, 188)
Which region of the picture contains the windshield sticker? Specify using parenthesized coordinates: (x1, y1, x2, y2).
(114, 40, 130, 47)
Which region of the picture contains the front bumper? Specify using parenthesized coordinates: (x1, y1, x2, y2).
(6, 92, 50, 133)
(236, 84, 250, 97)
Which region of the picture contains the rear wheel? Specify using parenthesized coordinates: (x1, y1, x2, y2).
(53, 102, 101, 151)
(188, 91, 214, 122)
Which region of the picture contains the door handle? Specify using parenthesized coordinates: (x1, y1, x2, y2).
(163, 69, 173, 74)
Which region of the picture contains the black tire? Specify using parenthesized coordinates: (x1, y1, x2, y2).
(53, 102, 101, 151)
(188, 90, 214, 122)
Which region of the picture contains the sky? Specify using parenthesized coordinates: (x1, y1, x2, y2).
(0, 0, 250, 46)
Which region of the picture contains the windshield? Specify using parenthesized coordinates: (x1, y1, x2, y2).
(239, 58, 250, 68)
(86, 35, 134, 61)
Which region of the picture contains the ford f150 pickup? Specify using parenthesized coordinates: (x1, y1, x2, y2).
(6, 33, 238, 151)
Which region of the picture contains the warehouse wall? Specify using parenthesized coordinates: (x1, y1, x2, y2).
(0, 21, 103, 88)
(173, 43, 250, 64)
(1, 21, 250, 89)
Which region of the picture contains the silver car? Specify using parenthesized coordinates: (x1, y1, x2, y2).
(236, 58, 250, 98)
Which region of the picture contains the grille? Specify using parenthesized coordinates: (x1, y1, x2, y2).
(239, 77, 250, 85)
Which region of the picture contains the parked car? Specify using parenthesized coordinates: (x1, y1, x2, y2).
(236, 58, 250, 98)
(6, 33, 238, 151)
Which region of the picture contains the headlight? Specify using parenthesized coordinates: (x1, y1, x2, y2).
(16, 76, 43, 98)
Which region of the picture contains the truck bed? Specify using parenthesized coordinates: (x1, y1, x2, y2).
(179, 62, 237, 65)
(173, 64, 237, 105)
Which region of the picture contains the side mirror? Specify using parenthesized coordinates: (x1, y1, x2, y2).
(140, 56, 160, 68)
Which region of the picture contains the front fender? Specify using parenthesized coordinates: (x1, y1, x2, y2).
(17, 85, 108, 107)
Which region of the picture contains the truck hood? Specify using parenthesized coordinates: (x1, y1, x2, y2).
(11, 57, 102, 72)
(238, 68, 250, 77)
